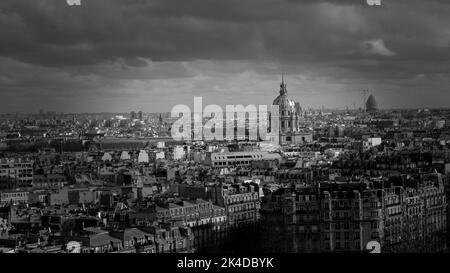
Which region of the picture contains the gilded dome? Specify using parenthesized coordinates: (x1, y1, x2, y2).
(273, 80, 296, 114)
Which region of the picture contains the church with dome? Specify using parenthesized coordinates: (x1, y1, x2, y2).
(267, 77, 313, 146)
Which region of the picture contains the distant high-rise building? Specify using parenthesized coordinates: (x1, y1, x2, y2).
(366, 94, 378, 112)
(138, 111, 143, 120)
(130, 111, 136, 119)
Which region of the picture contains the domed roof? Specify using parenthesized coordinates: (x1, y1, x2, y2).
(366, 94, 378, 112)
(273, 79, 296, 113)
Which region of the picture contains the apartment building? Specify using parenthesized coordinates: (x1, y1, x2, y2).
(0, 158, 33, 189)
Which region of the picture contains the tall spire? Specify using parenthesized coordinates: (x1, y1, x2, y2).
(280, 73, 287, 95)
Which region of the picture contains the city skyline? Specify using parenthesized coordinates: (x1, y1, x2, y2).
(1, 0, 450, 112)
(2, 0, 450, 259)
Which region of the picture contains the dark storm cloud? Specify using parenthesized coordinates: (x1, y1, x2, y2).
(2, 0, 448, 66)
(0, 0, 449, 112)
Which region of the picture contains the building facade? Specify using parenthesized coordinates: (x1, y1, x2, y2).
(0, 159, 33, 189)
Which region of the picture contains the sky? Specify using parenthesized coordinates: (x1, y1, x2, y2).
(0, 0, 449, 113)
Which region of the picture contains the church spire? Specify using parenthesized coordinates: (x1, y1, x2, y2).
(280, 73, 287, 95)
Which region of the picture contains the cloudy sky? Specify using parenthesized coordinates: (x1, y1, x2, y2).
(0, 0, 449, 113)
